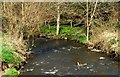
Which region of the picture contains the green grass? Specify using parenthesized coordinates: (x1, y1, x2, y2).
(40, 25, 56, 35)
(79, 35, 87, 44)
(40, 25, 87, 44)
(0, 34, 22, 76)
(5, 67, 20, 77)
(2, 48, 15, 64)
(1, 41, 21, 65)
(0, 33, 8, 39)
(0, 34, 3, 38)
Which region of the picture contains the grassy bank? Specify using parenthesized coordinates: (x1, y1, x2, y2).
(40, 25, 88, 44)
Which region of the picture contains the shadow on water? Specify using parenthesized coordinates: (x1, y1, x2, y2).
(21, 38, 120, 76)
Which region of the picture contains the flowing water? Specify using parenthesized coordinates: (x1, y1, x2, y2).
(21, 38, 120, 76)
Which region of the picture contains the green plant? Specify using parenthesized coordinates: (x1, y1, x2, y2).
(66, 19, 73, 22)
(40, 25, 87, 44)
(2, 49, 15, 64)
(0, 34, 3, 38)
(40, 25, 56, 35)
(1, 35, 22, 65)
(79, 35, 87, 44)
(5, 68, 20, 77)
(75, 20, 82, 23)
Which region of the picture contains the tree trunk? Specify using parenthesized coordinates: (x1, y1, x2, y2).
(88, 0, 98, 27)
(48, 21, 50, 29)
(56, 3, 60, 35)
(87, 0, 98, 42)
(3, 1, 6, 13)
(45, 21, 47, 25)
(70, 21, 72, 28)
(86, 0, 89, 42)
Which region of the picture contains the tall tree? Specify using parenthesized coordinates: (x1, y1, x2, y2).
(86, 0, 89, 42)
(86, 0, 98, 42)
(56, 2, 60, 35)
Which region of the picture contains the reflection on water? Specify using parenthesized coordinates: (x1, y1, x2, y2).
(21, 38, 120, 75)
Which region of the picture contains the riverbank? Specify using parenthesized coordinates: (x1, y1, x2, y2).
(1, 25, 119, 76)
(39, 25, 120, 61)
(39, 26, 87, 44)
(0, 34, 31, 76)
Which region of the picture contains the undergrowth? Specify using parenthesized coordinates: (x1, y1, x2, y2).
(40, 25, 87, 44)
(0, 34, 26, 76)
(5, 68, 20, 77)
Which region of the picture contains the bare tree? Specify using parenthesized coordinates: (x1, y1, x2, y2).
(86, 0, 98, 42)
(86, 0, 89, 42)
(56, 2, 60, 35)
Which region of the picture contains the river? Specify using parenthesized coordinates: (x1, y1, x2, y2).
(20, 38, 120, 76)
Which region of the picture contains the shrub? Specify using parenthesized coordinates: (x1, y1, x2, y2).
(1, 34, 26, 66)
(79, 35, 87, 44)
(90, 25, 118, 54)
(5, 68, 20, 77)
(2, 49, 15, 64)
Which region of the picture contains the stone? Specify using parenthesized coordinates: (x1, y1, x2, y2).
(36, 64, 39, 65)
(64, 37, 67, 40)
(91, 49, 101, 52)
(90, 69, 94, 72)
(44, 69, 58, 74)
(99, 57, 105, 60)
(86, 66, 90, 69)
(26, 68, 34, 72)
(88, 46, 93, 49)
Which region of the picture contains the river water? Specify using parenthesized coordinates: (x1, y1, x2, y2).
(21, 38, 120, 76)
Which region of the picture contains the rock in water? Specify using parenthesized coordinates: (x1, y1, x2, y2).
(88, 46, 93, 49)
(44, 69, 58, 74)
(26, 68, 34, 72)
(36, 64, 39, 66)
(77, 62, 87, 67)
(86, 66, 90, 69)
(91, 49, 101, 52)
(99, 57, 105, 60)
(64, 37, 67, 40)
